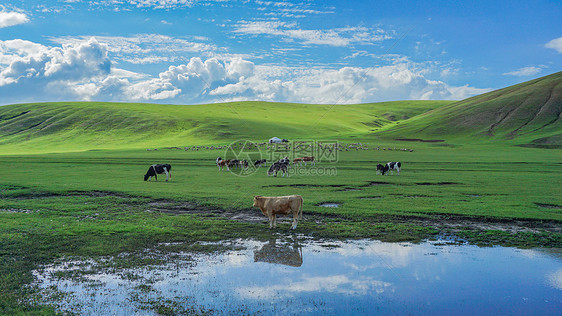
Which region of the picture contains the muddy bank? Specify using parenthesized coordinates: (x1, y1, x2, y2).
(2, 187, 560, 245)
(141, 195, 561, 236)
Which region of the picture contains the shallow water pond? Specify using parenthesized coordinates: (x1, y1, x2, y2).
(34, 239, 561, 315)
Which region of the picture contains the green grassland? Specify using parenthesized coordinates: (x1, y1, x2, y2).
(0, 73, 561, 314)
(376, 71, 562, 147)
(0, 100, 449, 154)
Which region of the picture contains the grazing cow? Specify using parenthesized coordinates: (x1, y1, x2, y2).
(294, 156, 314, 166)
(217, 159, 230, 171)
(254, 159, 267, 167)
(386, 162, 401, 175)
(302, 156, 315, 166)
(228, 159, 240, 169)
(253, 195, 304, 229)
(268, 159, 289, 177)
(144, 164, 172, 181)
(376, 163, 388, 175)
(240, 160, 249, 169)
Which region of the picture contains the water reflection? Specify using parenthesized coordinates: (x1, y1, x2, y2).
(34, 239, 562, 315)
(254, 239, 303, 267)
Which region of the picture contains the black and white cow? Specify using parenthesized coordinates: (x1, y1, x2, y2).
(144, 164, 172, 181)
(254, 159, 267, 167)
(386, 162, 401, 175)
(268, 159, 289, 177)
(376, 163, 387, 175)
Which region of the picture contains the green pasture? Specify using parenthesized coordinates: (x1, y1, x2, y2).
(0, 100, 450, 154)
(1, 73, 561, 313)
(1, 142, 561, 314)
(1, 142, 560, 223)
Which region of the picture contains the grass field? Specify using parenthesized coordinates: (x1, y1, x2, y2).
(1, 141, 560, 313)
(0, 74, 561, 313)
(0, 100, 450, 154)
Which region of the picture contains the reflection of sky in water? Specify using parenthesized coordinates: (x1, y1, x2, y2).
(34, 240, 562, 315)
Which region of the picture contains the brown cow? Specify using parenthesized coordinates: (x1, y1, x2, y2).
(302, 156, 315, 166)
(293, 157, 304, 165)
(253, 195, 304, 229)
(293, 156, 315, 166)
(216, 158, 231, 171)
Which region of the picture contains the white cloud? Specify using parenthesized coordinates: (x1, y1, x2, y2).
(547, 269, 562, 290)
(0, 39, 47, 64)
(503, 66, 543, 77)
(545, 37, 562, 53)
(0, 38, 488, 105)
(0, 38, 112, 103)
(237, 275, 392, 300)
(50, 34, 217, 64)
(211, 63, 489, 104)
(0, 10, 29, 28)
(233, 21, 391, 47)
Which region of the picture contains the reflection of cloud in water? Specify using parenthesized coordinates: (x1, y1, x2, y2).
(32, 239, 562, 315)
(547, 269, 562, 290)
(324, 240, 417, 269)
(226, 252, 251, 266)
(237, 275, 392, 300)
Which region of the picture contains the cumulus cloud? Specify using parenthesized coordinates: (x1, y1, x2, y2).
(50, 34, 217, 64)
(545, 37, 562, 53)
(210, 63, 490, 104)
(0, 10, 29, 28)
(503, 66, 543, 77)
(237, 275, 392, 300)
(0, 38, 488, 105)
(122, 56, 253, 101)
(0, 38, 111, 103)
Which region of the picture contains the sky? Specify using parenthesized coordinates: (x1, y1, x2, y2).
(0, 0, 560, 106)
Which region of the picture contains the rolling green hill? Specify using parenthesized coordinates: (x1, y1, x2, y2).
(1, 72, 560, 153)
(0, 100, 448, 153)
(375, 71, 562, 147)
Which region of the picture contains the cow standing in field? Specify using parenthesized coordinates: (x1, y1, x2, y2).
(386, 162, 401, 175)
(376, 162, 401, 175)
(254, 159, 267, 167)
(293, 156, 315, 166)
(144, 164, 172, 181)
(293, 157, 304, 165)
(268, 159, 289, 177)
(302, 156, 315, 166)
(376, 163, 388, 175)
(216, 157, 230, 170)
(253, 195, 304, 229)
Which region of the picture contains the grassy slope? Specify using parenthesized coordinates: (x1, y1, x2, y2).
(0, 100, 449, 154)
(1, 77, 561, 313)
(375, 71, 562, 146)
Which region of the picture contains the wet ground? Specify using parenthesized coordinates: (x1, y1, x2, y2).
(34, 238, 561, 315)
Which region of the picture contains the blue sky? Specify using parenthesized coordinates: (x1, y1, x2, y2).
(0, 0, 560, 105)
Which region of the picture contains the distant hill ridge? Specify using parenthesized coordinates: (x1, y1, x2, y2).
(376, 71, 561, 147)
(0, 100, 448, 153)
(0, 72, 560, 153)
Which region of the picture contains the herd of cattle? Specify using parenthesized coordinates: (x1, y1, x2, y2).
(143, 153, 402, 230)
(214, 156, 316, 177)
(150, 141, 413, 153)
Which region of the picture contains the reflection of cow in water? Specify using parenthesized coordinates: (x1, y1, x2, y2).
(254, 239, 303, 267)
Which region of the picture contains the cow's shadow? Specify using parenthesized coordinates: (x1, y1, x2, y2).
(253, 239, 303, 267)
